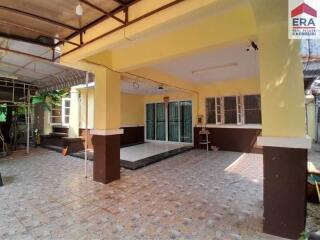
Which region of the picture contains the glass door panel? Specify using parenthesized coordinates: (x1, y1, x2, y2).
(156, 103, 166, 141)
(168, 102, 179, 142)
(180, 101, 192, 143)
(146, 104, 155, 140)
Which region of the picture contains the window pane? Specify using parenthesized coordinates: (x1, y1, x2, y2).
(156, 103, 166, 141)
(224, 96, 237, 124)
(168, 102, 179, 142)
(244, 95, 261, 109)
(64, 116, 69, 124)
(245, 110, 261, 124)
(64, 100, 71, 108)
(244, 95, 261, 124)
(146, 104, 155, 140)
(180, 101, 192, 143)
(65, 108, 70, 116)
(206, 98, 215, 124)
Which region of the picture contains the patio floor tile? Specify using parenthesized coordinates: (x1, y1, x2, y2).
(0, 148, 292, 239)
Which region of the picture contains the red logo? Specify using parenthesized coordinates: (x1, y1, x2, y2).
(291, 3, 317, 17)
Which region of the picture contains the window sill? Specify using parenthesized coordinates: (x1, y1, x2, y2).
(197, 124, 262, 129)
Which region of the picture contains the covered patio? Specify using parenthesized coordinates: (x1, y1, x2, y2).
(0, 0, 318, 239)
(0, 148, 272, 240)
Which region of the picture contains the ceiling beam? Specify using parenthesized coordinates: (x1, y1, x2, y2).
(113, 0, 126, 6)
(57, 0, 185, 60)
(0, 5, 79, 31)
(56, 0, 142, 47)
(80, 0, 125, 24)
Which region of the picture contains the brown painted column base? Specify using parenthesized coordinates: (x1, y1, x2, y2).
(92, 134, 120, 184)
(263, 146, 307, 239)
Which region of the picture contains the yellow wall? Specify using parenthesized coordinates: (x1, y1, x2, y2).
(121, 93, 144, 126)
(79, 78, 261, 129)
(112, 6, 256, 71)
(197, 78, 260, 122)
(79, 90, 145, 128)
(306, 99, 316, 140)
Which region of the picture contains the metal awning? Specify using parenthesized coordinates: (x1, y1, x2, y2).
(0, 0, 184, 92)
(0, 38, 93, 92)
(0, 0, 184, 61)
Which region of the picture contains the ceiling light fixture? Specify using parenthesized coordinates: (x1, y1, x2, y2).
(76, 3, 84, 16)
(192, 62, 238, 75)
(132, 80, 140, 89)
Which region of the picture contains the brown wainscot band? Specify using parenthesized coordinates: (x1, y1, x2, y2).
(263, 146, 308, 239)
(91, 129, 123, 184)
(80, 125, 144, 150)
(193, 126, 262, 153)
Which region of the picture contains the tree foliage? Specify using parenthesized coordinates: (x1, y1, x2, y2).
(31, 89, 69, 111)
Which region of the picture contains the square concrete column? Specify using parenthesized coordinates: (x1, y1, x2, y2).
(91, 67, 122, 184)
(257, 21, 312, 239)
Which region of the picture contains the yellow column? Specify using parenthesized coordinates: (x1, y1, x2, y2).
(91, 66, 122, 184)
(257, 21, 310, 239)
(258, 22, 306, 138)
(93, 67, 121, 131)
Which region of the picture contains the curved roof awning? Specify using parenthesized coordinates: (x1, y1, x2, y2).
(0, 38, 94, 92)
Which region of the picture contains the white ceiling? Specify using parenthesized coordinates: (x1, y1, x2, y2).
(152, 43, 259, 84)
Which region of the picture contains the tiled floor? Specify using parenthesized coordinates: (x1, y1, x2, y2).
(306, 144, 320, 232)
(120, 142, 190, 162)
(0, 148, 288, 240)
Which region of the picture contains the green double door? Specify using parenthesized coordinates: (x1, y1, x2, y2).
(146, 101, 192, 143)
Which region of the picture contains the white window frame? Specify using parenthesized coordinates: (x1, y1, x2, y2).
(205, 95, 261, 125)
(215, 97, 224, 124)
(62, 97, 71, 127)
(236, 95, 244, 125)
(205, 97, 215, 124)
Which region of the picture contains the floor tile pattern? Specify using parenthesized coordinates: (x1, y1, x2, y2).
(0, 148, 288, 240)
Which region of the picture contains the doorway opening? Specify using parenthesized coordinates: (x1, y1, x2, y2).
(146, 100, 192, 143)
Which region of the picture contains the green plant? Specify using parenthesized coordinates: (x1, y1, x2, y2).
(31, 89, 69, 111)
(0, 104, 7, 122)
(300, 230, 320, 240)
(299, 231, 309, 240)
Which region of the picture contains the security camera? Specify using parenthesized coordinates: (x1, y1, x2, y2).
(246, 41, 259, 51)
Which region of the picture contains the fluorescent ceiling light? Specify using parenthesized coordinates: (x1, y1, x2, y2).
(192, 62, 238, 75)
